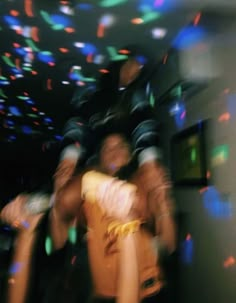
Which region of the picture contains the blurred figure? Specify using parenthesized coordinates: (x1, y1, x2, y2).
(51, 131, 176, 303)
(1, 131, 176, 303)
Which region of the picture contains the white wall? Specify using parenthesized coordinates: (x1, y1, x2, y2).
(155, 20, 236, 303)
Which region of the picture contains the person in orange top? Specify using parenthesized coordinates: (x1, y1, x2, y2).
(51, 132, 176, 303)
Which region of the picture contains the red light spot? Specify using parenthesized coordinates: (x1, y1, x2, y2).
(65, 27, 75, 33)
(86, 53, 93, 63)
(59, 48, 69, 53)
(224, 256, 235, 268)
(118, 49, 130, 55)
(97, 23, 105, 38)
(48, 62, 55, 67)
(10, 75, 16, 80)
(193, 12, 201, 26)
(131, 18, 143, 24)
(163, 54, 168, 64)
(10, 10, 20, 16)
(13, 43, 20, 48)
(218, 112, 230, 122)
(5, 52, 11, 57)
(31, 27, 39, 42)
(24, 0, 34, 17)
(31, 70, 37, 75)
(186, 233, 191, 241)
(31, 107, 38, 112)
(33, 121, 39, 125)
(24, 91, 29, 96)
(99, 69, 110, 74)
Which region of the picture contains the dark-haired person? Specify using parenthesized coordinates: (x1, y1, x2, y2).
(51, 131, 176, 303)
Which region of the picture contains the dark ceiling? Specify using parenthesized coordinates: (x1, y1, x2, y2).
(0, 0, 202, 144)
(0, 0, 235, 144)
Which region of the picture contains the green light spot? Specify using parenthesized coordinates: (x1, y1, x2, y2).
(40, 10, 53, 25)
(191, 148, 197, 162)
(107, 46, 128, 61)
(2, 56, 15, 67)
(45, 236, 52, 255)
(52, 24, 65, 30)
(149, 93, 155, 108)
(26, 39, 40, 52)
(68, 227, 77, 244)
(0, 89, 7, 98)
(211, 145, 229, 166)
(142, 11, 161, 23)
(100, 0, 127, 7)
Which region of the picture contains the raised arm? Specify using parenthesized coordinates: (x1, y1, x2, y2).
(50, 174, 83, 249)
(140, 161, 176, 254)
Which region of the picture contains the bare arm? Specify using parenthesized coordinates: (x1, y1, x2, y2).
(141, 161, 177, 254)
(50, 175, 83, 249)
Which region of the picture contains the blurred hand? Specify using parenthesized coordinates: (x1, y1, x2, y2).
(96, 178, 138, 222)
(0, 195, 42, 231)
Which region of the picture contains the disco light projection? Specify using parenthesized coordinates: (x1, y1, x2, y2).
(0, 76, 10, 85)
(22, 125, 33, 134)
(76, 3, 94, 10)
(99, 0, 128, 7)
(25, 39, 40, 52)
(97, 14, 116, 38)
(169, 99, 186, 129)
(142, 11, 161, 23)
(0, 89, 7, 98)
(3, 15, 21, 30)
(226, 94, 236, 117)
(107, 46, 128, 61)
(9, 262, 22, 274)
(79, 43, 97, 56)
(172, 26, 207, 50)
(2, 55, 16, 68)
(9, 106, 22, 117)
(51, 14, 72, 30)
(201, 186, 232, 219)
(180, 233, 194, 265)
(211, 145, 229, 167)
(38, 51, 55, 64)
(68, 226, 77, 244)
(151, 27, 167, 39)
(45, 236, 53, 255)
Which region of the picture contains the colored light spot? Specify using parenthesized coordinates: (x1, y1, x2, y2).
(131, 18, 143, 24)
(45, 236, 53, 255)
(68, 226, 77, 244)
(211, 145, 229, 167)
(99, 0, 127, 7)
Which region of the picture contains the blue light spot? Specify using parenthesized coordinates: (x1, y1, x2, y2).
(26, 99, 35, 105)
(9, 135, 16, 141)
(202, 186, 232, 219)
(44, 117, 53, 123)
(80, 43, 97, 56)
(180, 236, 194, 265)
(172, 26, 207, 50)
(9, 262, 22, 274)
(55, 135, 63, 141)
(4, 15, 21, 27)
(50, 14, 72, 27)
(22, 125, 32, 134)
(14, 47, 27, 57)
(9, 106, 22, 116)
(227, 94, 236, 116)
(135, 55, 147, 65)
(76, 3, 94, 10)
(38, 52, 55, 64)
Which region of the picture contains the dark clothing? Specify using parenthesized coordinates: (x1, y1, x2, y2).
(62, 59, 160, 157)
(26, 211, 92, 303)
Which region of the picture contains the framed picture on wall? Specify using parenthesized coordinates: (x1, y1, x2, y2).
(171, 120, 208, 186)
